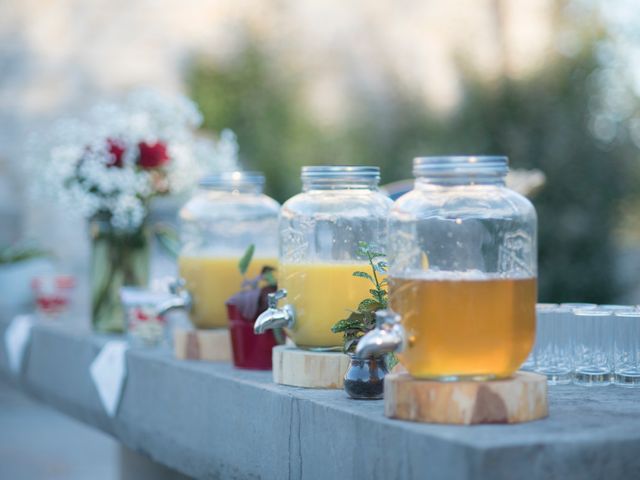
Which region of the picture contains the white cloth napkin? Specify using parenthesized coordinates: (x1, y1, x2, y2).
(4, 315, 35, 374)
(90, 340, 129, 417)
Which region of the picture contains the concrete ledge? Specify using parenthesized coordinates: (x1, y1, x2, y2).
(2, 318, 640, 480)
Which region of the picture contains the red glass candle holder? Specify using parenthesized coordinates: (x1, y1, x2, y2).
(227, 303, 277, 370)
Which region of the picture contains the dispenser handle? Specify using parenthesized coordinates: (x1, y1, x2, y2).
(375, 309, 401, 328)
(169, 278, 187, 295)
(267, 289, 288, 309)
(156, 277, 192, 316)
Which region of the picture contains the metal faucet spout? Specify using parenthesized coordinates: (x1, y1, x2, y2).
(355, 310, 406, 358)
(254, 289, 295, 334)
(156, 278, 192, 316)
(156, 296, 190, 316)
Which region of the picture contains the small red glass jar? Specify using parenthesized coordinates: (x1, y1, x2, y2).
(227, 303, 278, 370)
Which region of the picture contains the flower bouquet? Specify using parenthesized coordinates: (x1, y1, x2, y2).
(29, 89, 237, 332)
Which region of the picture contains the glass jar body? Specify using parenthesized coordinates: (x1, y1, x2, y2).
(389, 180, 537, 380)
(344, 354, 388, 399)
(178, 182, 279, 328)
(279, 185, 392, 348)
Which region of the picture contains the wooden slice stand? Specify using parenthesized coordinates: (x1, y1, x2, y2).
(272, 346, 350, 389)
(385, 371, 548, 425)
(174, 328, 232, 362)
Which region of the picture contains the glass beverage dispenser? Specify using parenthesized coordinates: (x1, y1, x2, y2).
(254, 166, 393, 349)
(169, 171, 279, 328)
(357, 156, 537, 380)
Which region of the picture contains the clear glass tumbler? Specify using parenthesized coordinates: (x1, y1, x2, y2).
(521, 303, 555, 371)
(534, 304, 573, 384)
(613, 310, 640, 387)
(573, 308, 613, 386)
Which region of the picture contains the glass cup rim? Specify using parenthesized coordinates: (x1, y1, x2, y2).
(574, 308, 612, 316)
(536, 303, 558, 310)
(599, 304, 636, 311)
(560, 302, 597, 309)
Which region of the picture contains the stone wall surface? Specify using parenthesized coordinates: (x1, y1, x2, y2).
(1, 316, 640, 480)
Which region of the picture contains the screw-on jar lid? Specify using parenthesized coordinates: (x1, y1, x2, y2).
(199, 171, 265, 188)
(301, 165, 380, 183)
(413, 156, 509, 179)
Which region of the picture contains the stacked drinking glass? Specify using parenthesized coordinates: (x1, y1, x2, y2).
(526, 303, 640, 386)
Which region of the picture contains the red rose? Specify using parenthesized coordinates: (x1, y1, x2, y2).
(106, 138, 125, 168)
(138, 141, 170, 169)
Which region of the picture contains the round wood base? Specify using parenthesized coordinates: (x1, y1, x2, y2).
(384, 371, 548, 425)
(272, 346, 350, 389)
(174, 328, 232, 362)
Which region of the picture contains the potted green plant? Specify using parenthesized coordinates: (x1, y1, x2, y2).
(331, 242, 396, 399)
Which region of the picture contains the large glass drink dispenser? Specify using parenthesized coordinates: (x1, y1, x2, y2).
(357, 156, 537, 380)
(254, 166, 393, 348)
(176, 171, 279, 328)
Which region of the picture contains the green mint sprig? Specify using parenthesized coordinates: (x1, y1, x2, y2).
(331, 242, 388, 353)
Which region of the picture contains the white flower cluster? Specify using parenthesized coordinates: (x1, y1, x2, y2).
(27, 89, 239, 230)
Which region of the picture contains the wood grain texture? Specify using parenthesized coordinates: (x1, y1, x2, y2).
(174, 328, 232, 362)
(385, 371, 548, 425)
(272, 346, 350, 389)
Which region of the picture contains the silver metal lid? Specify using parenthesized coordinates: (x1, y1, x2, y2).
(413, 156, 509, 178)
(199, 171, 265, 188)
(301, 165, 380, 182)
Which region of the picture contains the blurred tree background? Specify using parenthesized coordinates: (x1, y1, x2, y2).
(188, 3, 640, 303)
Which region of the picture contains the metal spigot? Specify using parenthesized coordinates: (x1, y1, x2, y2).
(355, 309, 406, 359)
(254, 289, 295, 334)
(155, 278, 192, 316)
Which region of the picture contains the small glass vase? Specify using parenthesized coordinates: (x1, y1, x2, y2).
(344, 354, 388, 400)
(90, 216, 150, 333)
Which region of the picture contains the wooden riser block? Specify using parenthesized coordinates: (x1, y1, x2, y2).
(174, 328, 232, 362)
(272, 346, 350, 389)
(385, 371, 548, 425)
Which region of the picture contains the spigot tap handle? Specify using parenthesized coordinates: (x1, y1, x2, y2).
(169, 278, 187, 295)
(267, 289, 288, 308)
(375, 309, 401, 328)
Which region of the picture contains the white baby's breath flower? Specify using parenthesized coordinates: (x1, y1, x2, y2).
(28, 88, 239, 230)
(110, 195, 146, 230)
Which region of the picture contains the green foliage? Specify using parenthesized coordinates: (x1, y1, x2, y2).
(331, 243, 388, 353)
(0, 243, 51, 265)
(154, 223, 180, 259)
(188, 41, 330, 202)
(237, 243, 277, 289)
(238, 244, 255, 276)
(261, 267, 277, 287)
